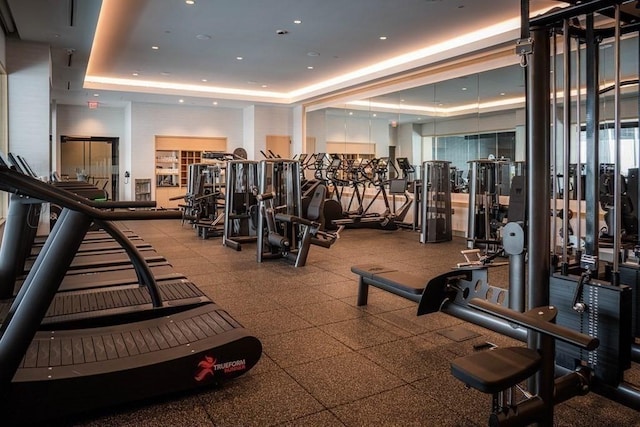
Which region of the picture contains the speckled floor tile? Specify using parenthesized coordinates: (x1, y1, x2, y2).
(330, 385, 479, 427)
(235, 308, 313, 337)
(279, 410, 346, 426)
(287, 352, 404, 407)
(319, 315, 411, 350)
(199, 370, 324, 426)
(261, 328, 351, 368)
(288, 299, 365, 326)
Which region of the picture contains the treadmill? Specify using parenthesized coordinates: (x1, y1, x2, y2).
(0, 163, 262, 425)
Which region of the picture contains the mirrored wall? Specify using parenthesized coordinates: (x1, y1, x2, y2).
(305, 33, 640, 185)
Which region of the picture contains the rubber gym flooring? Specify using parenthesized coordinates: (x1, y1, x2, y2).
(65, 220, 640, 426)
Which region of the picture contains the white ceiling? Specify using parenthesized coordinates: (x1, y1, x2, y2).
(5, 0, 567, 110)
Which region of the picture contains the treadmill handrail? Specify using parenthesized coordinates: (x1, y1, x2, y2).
(0, 166, 178, 220)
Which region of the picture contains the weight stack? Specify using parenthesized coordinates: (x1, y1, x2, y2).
(549, 273, 632, 387)
(615, 264, 640, 338)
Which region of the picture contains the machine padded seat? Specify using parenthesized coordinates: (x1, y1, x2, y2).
(450, 347, 541, 394)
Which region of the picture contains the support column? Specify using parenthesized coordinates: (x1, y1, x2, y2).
(527, 26, 551, 309)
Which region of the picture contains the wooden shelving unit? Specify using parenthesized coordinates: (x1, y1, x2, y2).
(180, 151, 202, 187)
(154, 136, 227, 208)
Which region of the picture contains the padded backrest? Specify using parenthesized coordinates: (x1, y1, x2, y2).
(306, 184, 326, 221)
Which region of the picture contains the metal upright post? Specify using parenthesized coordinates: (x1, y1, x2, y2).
(527, 24, 551, 396)
(562, 19, 572, 274)
(527, 26, 551, 310)
(584, 13, 600, 257)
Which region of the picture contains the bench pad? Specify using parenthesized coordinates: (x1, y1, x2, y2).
(374, 271, 425, 295)
(450, 347, 541, 394)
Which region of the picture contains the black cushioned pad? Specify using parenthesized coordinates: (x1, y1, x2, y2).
(351, 264, 398, 279)
(374, 271, 425, 295)
(450, 347, 541, 394)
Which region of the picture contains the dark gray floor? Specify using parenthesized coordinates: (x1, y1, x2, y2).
(69, 220, 640, 426)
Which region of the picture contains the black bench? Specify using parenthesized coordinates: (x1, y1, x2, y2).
(351, 264, 467, 313)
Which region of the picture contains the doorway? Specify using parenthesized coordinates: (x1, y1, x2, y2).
(60, 136, 119, 200)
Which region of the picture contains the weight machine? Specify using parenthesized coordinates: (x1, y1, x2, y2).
(256, 159, 340, 267)
(223, 160, 259, 251)
(420, 160, 452, 243)
(466, 158, 513, 251)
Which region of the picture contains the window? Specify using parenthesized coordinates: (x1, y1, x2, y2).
(432, 130, 516, 173)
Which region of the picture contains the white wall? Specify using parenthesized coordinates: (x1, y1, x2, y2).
(253, 105, 293, 158)
(7, 40, 51, 176)
(130, 102, 244, 198)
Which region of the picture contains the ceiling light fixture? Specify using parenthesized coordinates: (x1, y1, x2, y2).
(307, 51, 320, 57)
(212, 101, 218, 105)
(185, 0, 195, 5)
(236, 56, 243, 60)
(294, 20, 301, 24)
(196, 34, 211, 40)
(201, 78, 207, 82)
(93, 93, 99, 97)
(179, 99, 184, 103)
(461, 87, 467, 91)
(151, 46, 159, 50)
(379, 36, 388, 40)
(132, 72, 139, 76)
(307, 66, 314, 70)
(84, 76, 288, 100)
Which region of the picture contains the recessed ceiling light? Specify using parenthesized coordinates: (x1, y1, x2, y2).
(185, 0, 195, 5)
(93, 93, 99, 97)
(349, 112, 353, 115)
(179, 99, 184, 103)
(196, 34, 211, 40)
(151, 46, 159, 50)
(132, 72, 139, 76)
(307, 51, 320, 57)
(261, 84, 268, 88)
(461, 87, 467, 91)
(379, 36, 388, 40)
(160, 71, 171, 76)
(307, 66, 314, 70)
(236, 56, 243, 60)
(201, 78, 208, 82)
(500, 92, 506, 96)
(372, 113, 377, 117)
(294, 19, 301, 24)
(212, 101, 218, 105)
